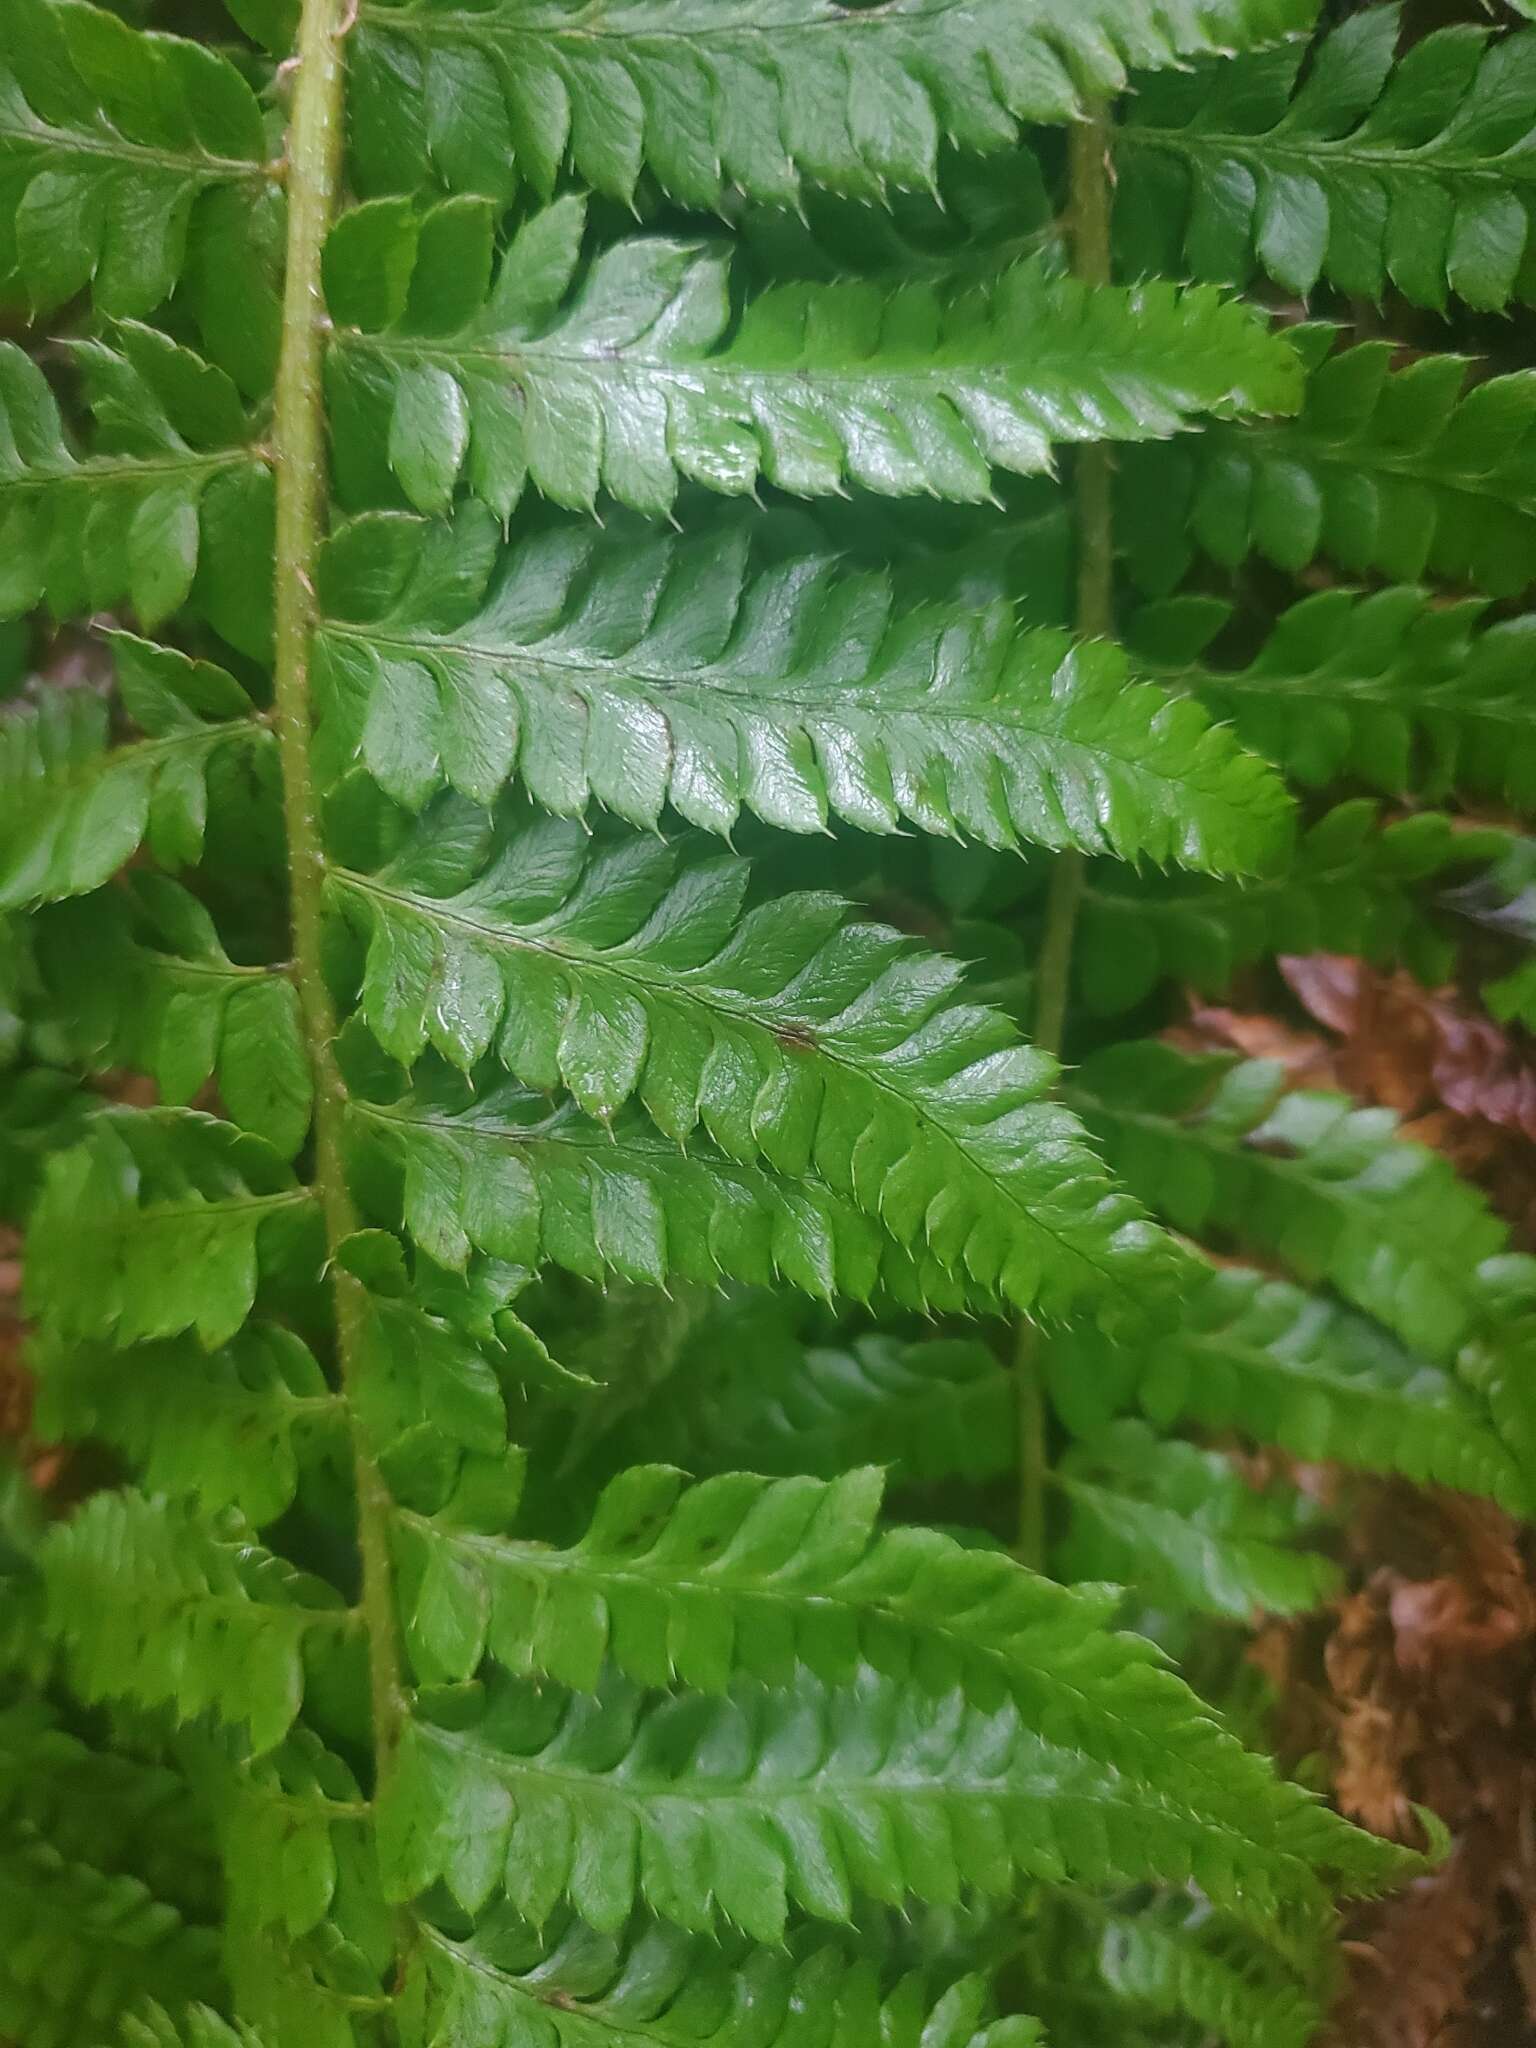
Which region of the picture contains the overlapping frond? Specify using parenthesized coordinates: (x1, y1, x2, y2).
(24, 1110, 321, 1352)
(1069, 1039, 1527, 1365)
(325, 195, 1301, 518)
(1021, 1898, 1322, 2048)
(0, 0, 272, 320)
(36, 1491, 352, 1751)
(337, 813, 1177, 1321)
(352, 1073, 969, 1310)
(0, 1699, 220, 1917)
(0, 643, 270, 917)
(317, 512, 1293, 864)
(31, 1324, 341, 1527)
(383, 1658, 1402, 1950)
(411, 1912, 1040, 2048)
(0, 331, 272, 651)
(1121, 327, 1536, 598)
(117, 2006, 268, 2048)
(391, 1461, 1408, 1915)
(0, 1826, 222, 2048)
(1046, 1265, 1527, 1511)
(584, 1304, 1016, 1486)
(34, 879, 310, 1158)
(219, 1732, 383, 1953)
(1119, 7, 1536, 311)
(349, 0, 1315, 206)
(1055, 1422, 1341, 1621)
(1071, 802, 1495, 1016)
(1131, 584, 1536, 805)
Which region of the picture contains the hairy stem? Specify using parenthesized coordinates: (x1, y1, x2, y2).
(1018, 109, 1116, 1568)
(273, 0, 405, 1772)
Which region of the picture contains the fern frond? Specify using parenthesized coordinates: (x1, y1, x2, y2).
(24, 1111, 321, 1352)
(337, 814, 1176, 1320)
(1131, 584, 1536, 806)
(219, 1732, 382, 1950)
(411, 1911, 1040, 2048)
(1072, 802, 1495, 1016)
(0, 0, 272, 319)
(731, 150, 1057, 287)
(36, 878, 311, 1158)
(317, 511, 1293, 865)
(31, 1324, 341, 1526)
(353, 1072, 965, 1309)
(0, 1825, 222, 2048)
(578, 1301, 1016, 1486)
(38, 1491, 353, 1751)
(0, 646, 270, 912)
(383, 1659, 1401, 1949)
(1021, 1896, 1321, 2048)
(390, 1462, 1407, 1916)
(1046, 1265, 1527, 1511)
(349, 0, 1315, 206)
(1118, 7, 1536, 312)
(1122, 326, 1536, 598)
(0, 1699, 220, 1917)
(1055, 1422, 1342, 1621)
(116, 2005, 267, 2048)
(0, 332, 272, 651)
(1069, 1039, 1525, 1365)
(325, 197, 1301, 518)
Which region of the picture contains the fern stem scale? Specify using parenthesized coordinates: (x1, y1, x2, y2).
(271, 0, 405, 1776)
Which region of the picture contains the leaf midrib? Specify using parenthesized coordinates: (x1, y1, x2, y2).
(325, 619, 1271, 807)
(339, 329, 1257, 399)
(1119, 122, 1536, 186)
(356, 0, 1008, 52)
(0, 447, 256, 492)
(0, 112, 270, 181)
(1154, 653, 1532, 719)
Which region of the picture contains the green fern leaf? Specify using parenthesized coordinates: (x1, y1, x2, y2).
(731, 150, 1057, 287)
(116, 2005, 268, 2048)
(24, 1111, 320, 1352)
(1048, 1264, 1528, 1511)
(0, 0, 272, 319)
(35, 880, 311, 1157)
(574, 1300, 1016, 1487)
(349, 0, 1314, 206)
(1069, 1039, 1528, 1367)
(0, 1826, 223, 2048)
(390, 1461, 1406, 1915)
(317, 512, 1293, 865)
(38, 1491, 353, 1751)
(1118, 7, 1536, 313)
(219, 1732, 384, 1952)
(411, 1912, 1040, 2048)
(338, 813, 1175, 1320)
(326, 197, 1301, 518)
(352, 1071, 967, 1309)
(0, 331, 271, 650)
(1021, 1896, 1321, 2048)
(31, 1324, 341, 1526)
(1071, 802, 1499, 1016)
(1055, 1422, 1342, 1621)
(1122, 325, 1536, 598)
(1131, 584, 1536, 806)
(382, 1658, 1399, 1950)
(0, 1699, 220, 1918)
(0, 646, 270, 911)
